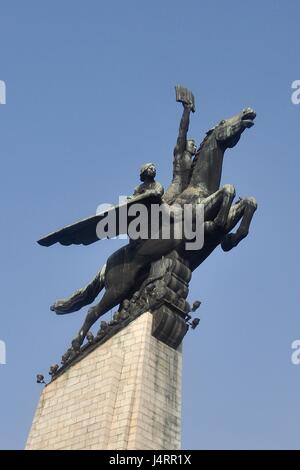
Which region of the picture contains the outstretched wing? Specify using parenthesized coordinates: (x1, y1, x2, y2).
(37, 193, 161, 247)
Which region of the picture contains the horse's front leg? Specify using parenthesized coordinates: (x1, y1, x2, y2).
(202, 184, 236, 232)
(221, 196, 257, 252)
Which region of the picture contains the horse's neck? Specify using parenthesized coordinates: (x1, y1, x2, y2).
(190, 140, 224, 195)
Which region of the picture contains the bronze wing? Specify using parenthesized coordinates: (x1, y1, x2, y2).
(37, 193, 161, 247)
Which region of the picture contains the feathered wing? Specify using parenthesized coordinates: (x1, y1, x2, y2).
(37, 193, 161, 247)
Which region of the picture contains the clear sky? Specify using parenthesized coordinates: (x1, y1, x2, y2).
(0, 0, 299, 450)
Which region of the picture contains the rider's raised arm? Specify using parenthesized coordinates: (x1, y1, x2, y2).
(173, 104, 192, 157)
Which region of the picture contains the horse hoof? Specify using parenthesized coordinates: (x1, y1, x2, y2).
(71, 338, 81, 352)
(221, 234, 236, 252)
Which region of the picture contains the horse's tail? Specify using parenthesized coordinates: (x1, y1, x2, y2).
(50, 264, 106, 314)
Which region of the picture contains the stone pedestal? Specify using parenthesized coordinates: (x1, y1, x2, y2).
(26, 312, 182, 450)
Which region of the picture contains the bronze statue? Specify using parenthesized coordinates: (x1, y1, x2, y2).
(163, 86, 196, 205)
(128, 163, 164, 200)
(38, 86, 258, 357)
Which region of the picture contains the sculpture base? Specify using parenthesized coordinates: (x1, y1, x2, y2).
(26, 312, 182, 450)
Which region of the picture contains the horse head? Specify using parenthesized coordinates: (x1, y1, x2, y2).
(213, 107, 257, 149)
(189, 107, 256, 195)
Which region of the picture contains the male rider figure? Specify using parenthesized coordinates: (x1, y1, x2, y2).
(163, 97, 197, 205)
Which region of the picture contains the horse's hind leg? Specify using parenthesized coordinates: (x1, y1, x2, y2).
(71, 289, 124, 350)
(221, 197, 257, 252)
(203, 184, 236, 231)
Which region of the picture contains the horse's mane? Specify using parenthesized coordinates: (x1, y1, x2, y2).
(191, 127, 216, 174)
(196, 127, 215, 152)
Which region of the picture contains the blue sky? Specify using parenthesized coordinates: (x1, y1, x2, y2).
(0, 0, 299, 449)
